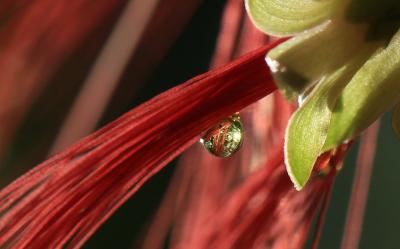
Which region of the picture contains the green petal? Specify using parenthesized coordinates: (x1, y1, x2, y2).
(245, 0, 341, 36)
(285, 45, 378, 190)
(266, 21, 369, 99)
(323, 28, 400, 151)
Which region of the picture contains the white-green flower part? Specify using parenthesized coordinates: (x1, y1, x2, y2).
(246, 0, 400, 190)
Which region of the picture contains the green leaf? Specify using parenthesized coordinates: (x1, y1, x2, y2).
(323, 28, 400, 151)
(266, 21, 369, 99)
(245, 0, 341, 36)
(285, 45, 378, 190)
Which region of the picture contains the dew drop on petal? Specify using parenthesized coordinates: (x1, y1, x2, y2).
(200, 114, 244, 158)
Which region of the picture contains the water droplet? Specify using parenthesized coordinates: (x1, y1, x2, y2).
(200, 114, 244, 158)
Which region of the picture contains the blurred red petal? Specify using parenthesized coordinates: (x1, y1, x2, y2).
(170, 144, 350, 249)
(50, 0, 204, 153)
(0, 0, 124, 155)
(341, 121, 380, 249)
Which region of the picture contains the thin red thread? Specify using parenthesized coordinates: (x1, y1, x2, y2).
(341, 121, 380, 249)
(0, 40, 283, 248)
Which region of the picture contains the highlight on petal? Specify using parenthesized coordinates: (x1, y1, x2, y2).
(0, 42, 281, 248)
(285, 41, 381, 190)
(245, 0, 341, 36)
(266, 21, 369, 99)
(323, 28, 400, 151)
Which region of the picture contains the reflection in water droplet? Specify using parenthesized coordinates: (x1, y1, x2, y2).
(200, 115, 244, 158)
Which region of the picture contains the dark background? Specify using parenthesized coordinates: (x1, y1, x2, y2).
(2, 1, 399, 248)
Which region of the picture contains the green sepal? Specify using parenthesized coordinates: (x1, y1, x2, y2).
(245, 0, 340, 36)
(323, 28, 400, 151)
(266, 21, 368, 100)
(285, 45, 378, 190)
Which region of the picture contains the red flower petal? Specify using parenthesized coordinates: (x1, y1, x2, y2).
(0, 40, 282, 248)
